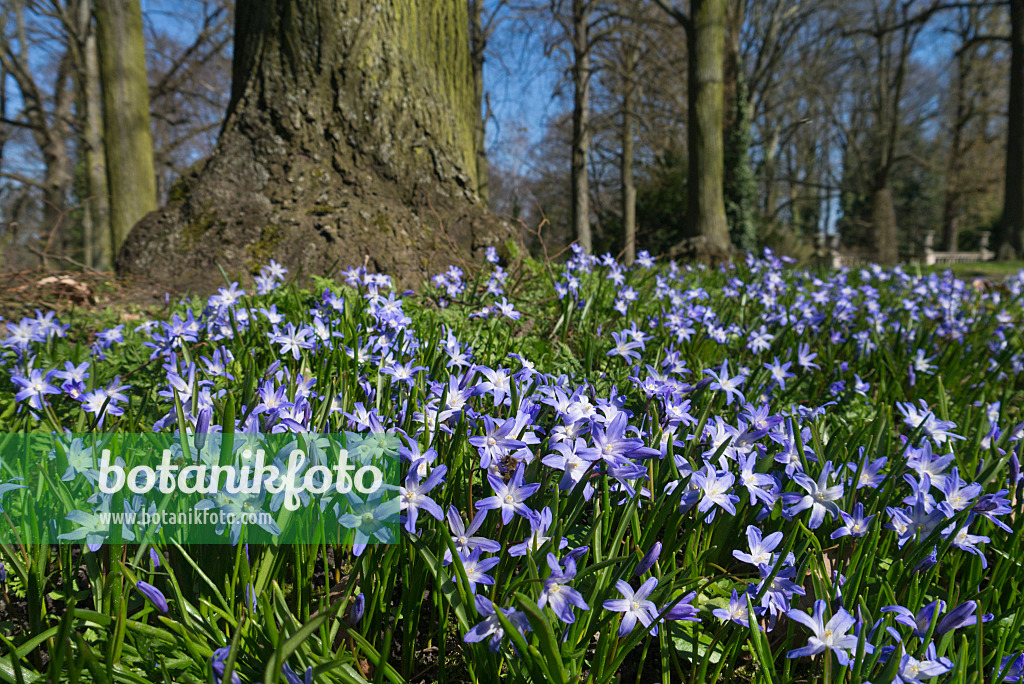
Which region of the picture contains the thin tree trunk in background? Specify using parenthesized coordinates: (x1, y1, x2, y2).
(1001, 0, 1024, 257)
(687, 0, 730, 256)
(95, 0, 157, 257)
(470, 0, 489, 204)
(571, 0, 592, 253)
(942, 10, 974, 253)
(621, 43, 637, 265)
(871, 181, 899, 265)
(0, 0, 73, 269)
(79, 0, 111, 268)
(942, 84, 966, 252)
(41, 54, 74, 268)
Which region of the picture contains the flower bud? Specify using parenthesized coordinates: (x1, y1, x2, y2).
(346, 592, 365, 625)
(635, 542, 662, 576)
(136, 581, 169, 614)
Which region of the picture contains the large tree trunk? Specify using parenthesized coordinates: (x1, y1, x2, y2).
(77, 0, 112, 269)
(1001, 0, 1024, 258)
(620, 43, 637, 265)
(95, 0, 157, 258)
(469, 0, 489, 204)
(871, 182, 899, 265)
(685, 0, 731, 258)
(117, 0, 511, 291)
(571, 0, 593, 253)
(942, 119, 964, 253)
(40, 53, 74, 268)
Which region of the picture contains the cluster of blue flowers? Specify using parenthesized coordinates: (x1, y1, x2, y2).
(3, 248, 1023, 681)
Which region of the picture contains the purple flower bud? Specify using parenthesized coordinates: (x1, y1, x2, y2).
(664, 592, 700, 622)
(936, 600, 991, 635)
(972, 495, 999, 513)
(282, 663, 313, 684)
(635, 542, 662, 576)
(912, 547, 937, 573)
(0, 562, 6, 582)
(210, 647, 241, 684)
(1011, 452, 1021, 493)
(564, 546, 589, 566)
(346, 592, 365, 625)
(195, 408, 212, 450)
(149, 548, 160, 568)
(136, 581, 169, 614)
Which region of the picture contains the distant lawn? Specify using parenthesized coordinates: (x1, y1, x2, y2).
(918, 260, 1024, 279)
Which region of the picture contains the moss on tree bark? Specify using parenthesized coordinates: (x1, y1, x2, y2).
(95, 0, 157, 258)
(116, 0, 512, 291)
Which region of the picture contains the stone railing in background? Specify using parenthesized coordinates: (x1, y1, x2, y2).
(921, 230, 993, 265)
(815, 231, 993, 268)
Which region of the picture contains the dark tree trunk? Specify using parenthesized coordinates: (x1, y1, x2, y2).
(942, 117, 964, 253)
(75, 0, 112, 269)
(871, 181, 899, 265)
(469, 0, 489, 204)
(116, 0, 512, 291)
(620, 42, 637, 265)
(1001, 0, 1024, 257)
(685, 0, 731, 257)
(95, 0, 157, 258)
(571, 0, 593, 253)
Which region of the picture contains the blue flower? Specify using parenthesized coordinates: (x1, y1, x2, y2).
(346, 593, 365, 625)
(997, 653, 1023, 682)
(538, 554, 589, 624)
(733, 526, 783, 568)
(607, 331, 644, 362)
(508, 507, 567, 556)
(399, 461, 446, 534)
(11, 368, 60, 411)
(713, 589, 760, 628)
(444, 506, 501, 564)
(468, 416, 525, 469)
(704, 360, 745, 406)
(691, 463, 739, 521)
(457, 547, 501, 593)
(784, 461, 843, 529)
(831, 502, 874, 539)
(477, 463, 541, 525)
(464, 595, 531, 652)
(210, 646, 241, 684)
(281, 662, 313, 684)
(786, 600, 866, 666)
(891, 642, 952, 683)
(603, 578, 660, 637)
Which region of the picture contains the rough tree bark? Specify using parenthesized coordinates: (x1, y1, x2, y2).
(685, 0, 731, 256)
(117, 0, 512, 291)
(74, 0, 111, 268)
(942, 40, 969, 253)
(95, 0, 157, 258)
(1001, 0, 1024, 257)
(571, 0, 593, 253)
(655, 0, 731, 259)
(469, 0, 490, 204)
(620, 41, 637, 265)
(870, 181, 899, 267)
